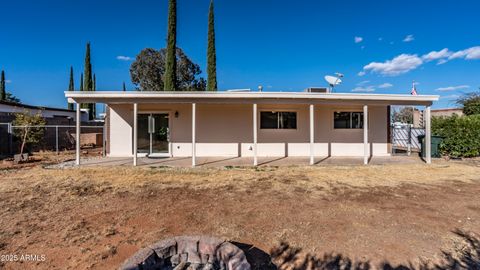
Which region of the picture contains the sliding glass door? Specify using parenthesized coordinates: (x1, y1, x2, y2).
(137, 113, 170, 157)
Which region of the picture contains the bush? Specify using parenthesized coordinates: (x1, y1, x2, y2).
(432, 114, 480, 158)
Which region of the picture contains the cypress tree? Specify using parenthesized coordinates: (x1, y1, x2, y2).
(68, 66, 75, 110)
(80, 73, 84, 91)
(83, 42, 95, 119)
(206, 0, 217, 91)
(0, 70, 5, 101)
(84, 42, 93, 91)
(123, 82, 126, 91)
(91, 74, 96, 118)
(164, 0, 177, 91)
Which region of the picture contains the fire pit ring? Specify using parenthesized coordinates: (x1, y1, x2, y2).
(120, 236, 251, 270)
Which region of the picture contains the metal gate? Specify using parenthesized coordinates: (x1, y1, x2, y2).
(391, 125, 425, 155)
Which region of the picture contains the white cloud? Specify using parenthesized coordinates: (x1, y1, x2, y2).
(378, 37, 383, 41)
(363, 54, 423, 76)
(435, 85, 470, 91)
(437, 59, 448, 65)
(357, 71, 366, 76)
(449, 46, 480, 60)
(351, 86, 375, 92)
(116, 55, 133, 61)
(378, 83, 393, 88)
(357, 80, 370, 86)
(403, 34, 415, 42)
(5, 80, 11, 84)
(422, 48, 452, 62)
(354, 36, 363, 43)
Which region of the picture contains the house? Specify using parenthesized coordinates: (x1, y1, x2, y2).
(431, 108, 463, 117)
(65, 91, 439, 167)
(0, 100, 89, 123)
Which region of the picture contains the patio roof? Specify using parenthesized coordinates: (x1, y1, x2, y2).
(65, 91, 439, 106)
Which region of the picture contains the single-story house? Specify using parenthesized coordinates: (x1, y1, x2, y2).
(0, 100, 89, 122)
(65, 91, 439, 167)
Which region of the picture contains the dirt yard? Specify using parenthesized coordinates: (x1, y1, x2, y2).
(0, 154, 479, 269)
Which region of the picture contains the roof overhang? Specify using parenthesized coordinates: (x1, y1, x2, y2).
(65, 91, 438, 106)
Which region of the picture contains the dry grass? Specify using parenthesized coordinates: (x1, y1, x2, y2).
(3, 161, 478, 196)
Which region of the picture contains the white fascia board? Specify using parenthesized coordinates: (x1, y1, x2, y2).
(65, 91, 439, 103)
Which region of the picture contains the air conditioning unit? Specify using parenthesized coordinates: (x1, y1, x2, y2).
(305, 87, 329, 93)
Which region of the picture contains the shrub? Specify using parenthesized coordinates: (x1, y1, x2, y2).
(457, 91, 480, 116)
(432, 114, 480, 158)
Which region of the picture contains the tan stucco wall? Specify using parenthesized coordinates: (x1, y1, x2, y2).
(108, 103, 389, 157)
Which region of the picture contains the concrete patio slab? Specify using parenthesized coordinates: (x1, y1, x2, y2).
(77, 155, 423, 168)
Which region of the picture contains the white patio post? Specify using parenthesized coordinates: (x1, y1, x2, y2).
(75, 102, 81, 166)
(425, 105, 431, 164)
(253, 103, 258, 166)
(133, 103, 138, 166)
(363, 104, 369, 165)
(192, 103, 196, 167)
(309, 104, 315, 165)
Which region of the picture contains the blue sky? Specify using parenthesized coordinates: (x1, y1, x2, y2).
(2, 0, 480, 109)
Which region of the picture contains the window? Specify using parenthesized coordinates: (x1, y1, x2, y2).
(260, 111, 297, 129)
(334, 112, 363, 129)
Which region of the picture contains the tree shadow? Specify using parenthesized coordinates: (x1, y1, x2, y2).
(234, 229, 480, 270)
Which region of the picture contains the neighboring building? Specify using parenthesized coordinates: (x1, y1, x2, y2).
(431, 108, 463, 117)
(0, 100, 89, 123)
(413, 109, 423, 128)
(65, 91, 439, 166)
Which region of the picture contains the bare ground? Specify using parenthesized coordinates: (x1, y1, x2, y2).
(0, 153, 479, 269)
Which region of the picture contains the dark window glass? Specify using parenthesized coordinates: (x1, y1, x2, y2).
(280, 112, 297, 129)
(260, 111, 297, 129)
(351, 112, 363, 129)
(260, 112, 278, 129)
(334, 112, 351, 128)
(334, 112, 363, 129)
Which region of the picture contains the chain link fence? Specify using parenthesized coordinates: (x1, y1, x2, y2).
(0, 123, 105, 157)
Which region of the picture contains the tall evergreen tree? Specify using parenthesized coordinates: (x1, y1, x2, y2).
(206, 0, 217, 91)
(90, 74, 96, 118)
(0, 70, 5, 101)
(123, 82, 126, 91)
(68, 66, 75, 110)
(84, 42, 93, 91)
(164, 0, 177, 91)
(80, 73, 84, 91)
(83, 42, 95, 119)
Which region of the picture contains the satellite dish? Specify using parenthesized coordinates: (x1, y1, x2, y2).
(324, 75, 342, 86)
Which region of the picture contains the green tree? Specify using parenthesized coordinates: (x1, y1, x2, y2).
(457, 91, 480, 116)
(392, 107, 414, 124)
(164, 0, 177, 91)
(68, 66, 75, 110)
(82, 42, 95, 120)
(0, 70, 5, 100)
(91, 73, 96, 118)
(13, 111, 46, 156)
(206, 0, 217, 91)
(0, 70, 20, 103)
(80, 73, 84, 91)
(130, 48, 206, 91)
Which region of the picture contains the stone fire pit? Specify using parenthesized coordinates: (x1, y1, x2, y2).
(120, 236, 251, 270)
